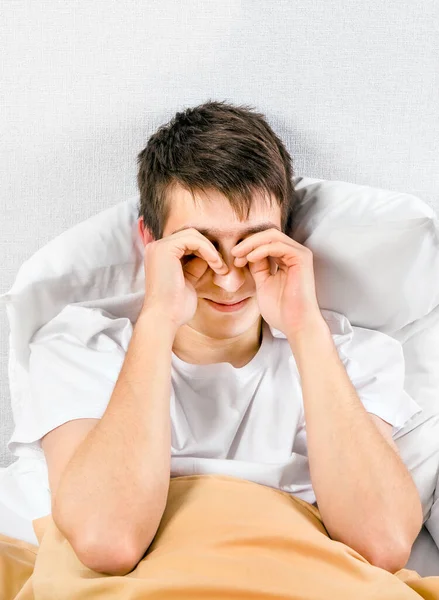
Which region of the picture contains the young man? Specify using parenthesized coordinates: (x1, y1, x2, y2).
(43, 100, 423, 577)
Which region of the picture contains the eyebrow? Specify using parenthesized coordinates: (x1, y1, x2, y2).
(170, 222, 281, 238)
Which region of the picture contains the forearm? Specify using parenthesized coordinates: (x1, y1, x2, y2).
(288, 319, 423, 571)
(54, 310, 174, 568)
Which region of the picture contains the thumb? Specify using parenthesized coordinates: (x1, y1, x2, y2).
(248, 257, 271, 288)
(183, 256, 209, 286)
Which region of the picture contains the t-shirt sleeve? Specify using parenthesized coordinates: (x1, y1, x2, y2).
(8, 304, 133, 458)
(290, 312, 422, 457)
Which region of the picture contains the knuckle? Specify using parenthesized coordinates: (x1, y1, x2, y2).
(185, 227, 202, 237)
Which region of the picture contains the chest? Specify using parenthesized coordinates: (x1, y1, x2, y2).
(170, 359, 304, 461)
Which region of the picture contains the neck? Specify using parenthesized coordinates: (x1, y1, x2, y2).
(173, 318, 263, 368)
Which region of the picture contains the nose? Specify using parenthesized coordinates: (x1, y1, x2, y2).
(212, 252, 246, 293)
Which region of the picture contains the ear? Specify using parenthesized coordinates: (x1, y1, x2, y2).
(138, 217, 155, 246)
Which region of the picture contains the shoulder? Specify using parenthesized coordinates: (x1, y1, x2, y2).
(266, 309, 353, 354)
(266, 309, 405, 372)
(317, 309, 405, 368)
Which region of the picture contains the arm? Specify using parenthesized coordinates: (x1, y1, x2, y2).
(228, 227, 423, 573)
(288, 318, 423, 573)
(53, 227, 226, 576)
(53, 310, 175, 575)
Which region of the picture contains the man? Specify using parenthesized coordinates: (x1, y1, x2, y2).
(42, 100, 423, 577)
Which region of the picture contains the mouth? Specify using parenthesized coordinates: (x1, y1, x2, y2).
(204, 298, 250, 313)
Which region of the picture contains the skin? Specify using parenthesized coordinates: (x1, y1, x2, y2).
(53, 182, 422, 576)
(138, 184, 286, 367)
(136, 182, 423, 572)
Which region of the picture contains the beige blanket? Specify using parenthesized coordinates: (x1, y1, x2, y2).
(1, 474, 439, 599)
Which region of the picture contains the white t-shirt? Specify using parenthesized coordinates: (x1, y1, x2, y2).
(169, 318, 421, 504)
(8, 305, 422, 509)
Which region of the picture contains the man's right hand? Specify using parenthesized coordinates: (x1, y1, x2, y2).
(141, 228, 229, 329)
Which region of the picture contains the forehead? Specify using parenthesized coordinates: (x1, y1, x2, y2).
(163, 183, 281, 238)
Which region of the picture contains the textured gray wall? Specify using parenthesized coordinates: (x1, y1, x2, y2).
(1, 0, 438, 466)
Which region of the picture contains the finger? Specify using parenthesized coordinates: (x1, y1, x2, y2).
(231, 229, 305, 257)
(171, 232, 228, 274)
(173, 227, 221, 260)
(234, 254, 280, 273)
(233, 256, 248, 268)
(269, 256, 280, 275)
(245, 242, 301, 267)
(182, 247, 228, 275)
(183, 256, 209, 285)
(248, 256, 271, 278)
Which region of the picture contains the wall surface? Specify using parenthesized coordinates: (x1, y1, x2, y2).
(1, 0, 438, 466)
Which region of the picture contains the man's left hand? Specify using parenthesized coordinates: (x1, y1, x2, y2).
(231, 228, 325, 337)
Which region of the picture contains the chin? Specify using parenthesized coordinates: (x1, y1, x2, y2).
(200, 323, 251, 340)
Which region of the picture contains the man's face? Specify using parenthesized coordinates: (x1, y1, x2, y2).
(147, 184, 282, 340)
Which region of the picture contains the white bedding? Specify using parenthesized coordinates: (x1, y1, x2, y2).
(0, 457, 438, 576)
(1, 177, 438, 576)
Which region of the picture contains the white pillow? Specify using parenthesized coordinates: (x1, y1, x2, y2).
(291, 177, 439, 333)
(1, 175, 439, 524)
(393, 303, 439, 545)
(2, 176, 438, 365)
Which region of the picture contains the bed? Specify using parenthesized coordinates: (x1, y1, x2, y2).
(1, 0, 438, 581)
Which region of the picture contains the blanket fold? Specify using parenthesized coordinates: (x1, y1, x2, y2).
(1, 474, 439, 599)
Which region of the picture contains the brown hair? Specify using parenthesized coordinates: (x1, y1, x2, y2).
(136, 99, 300, 239)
